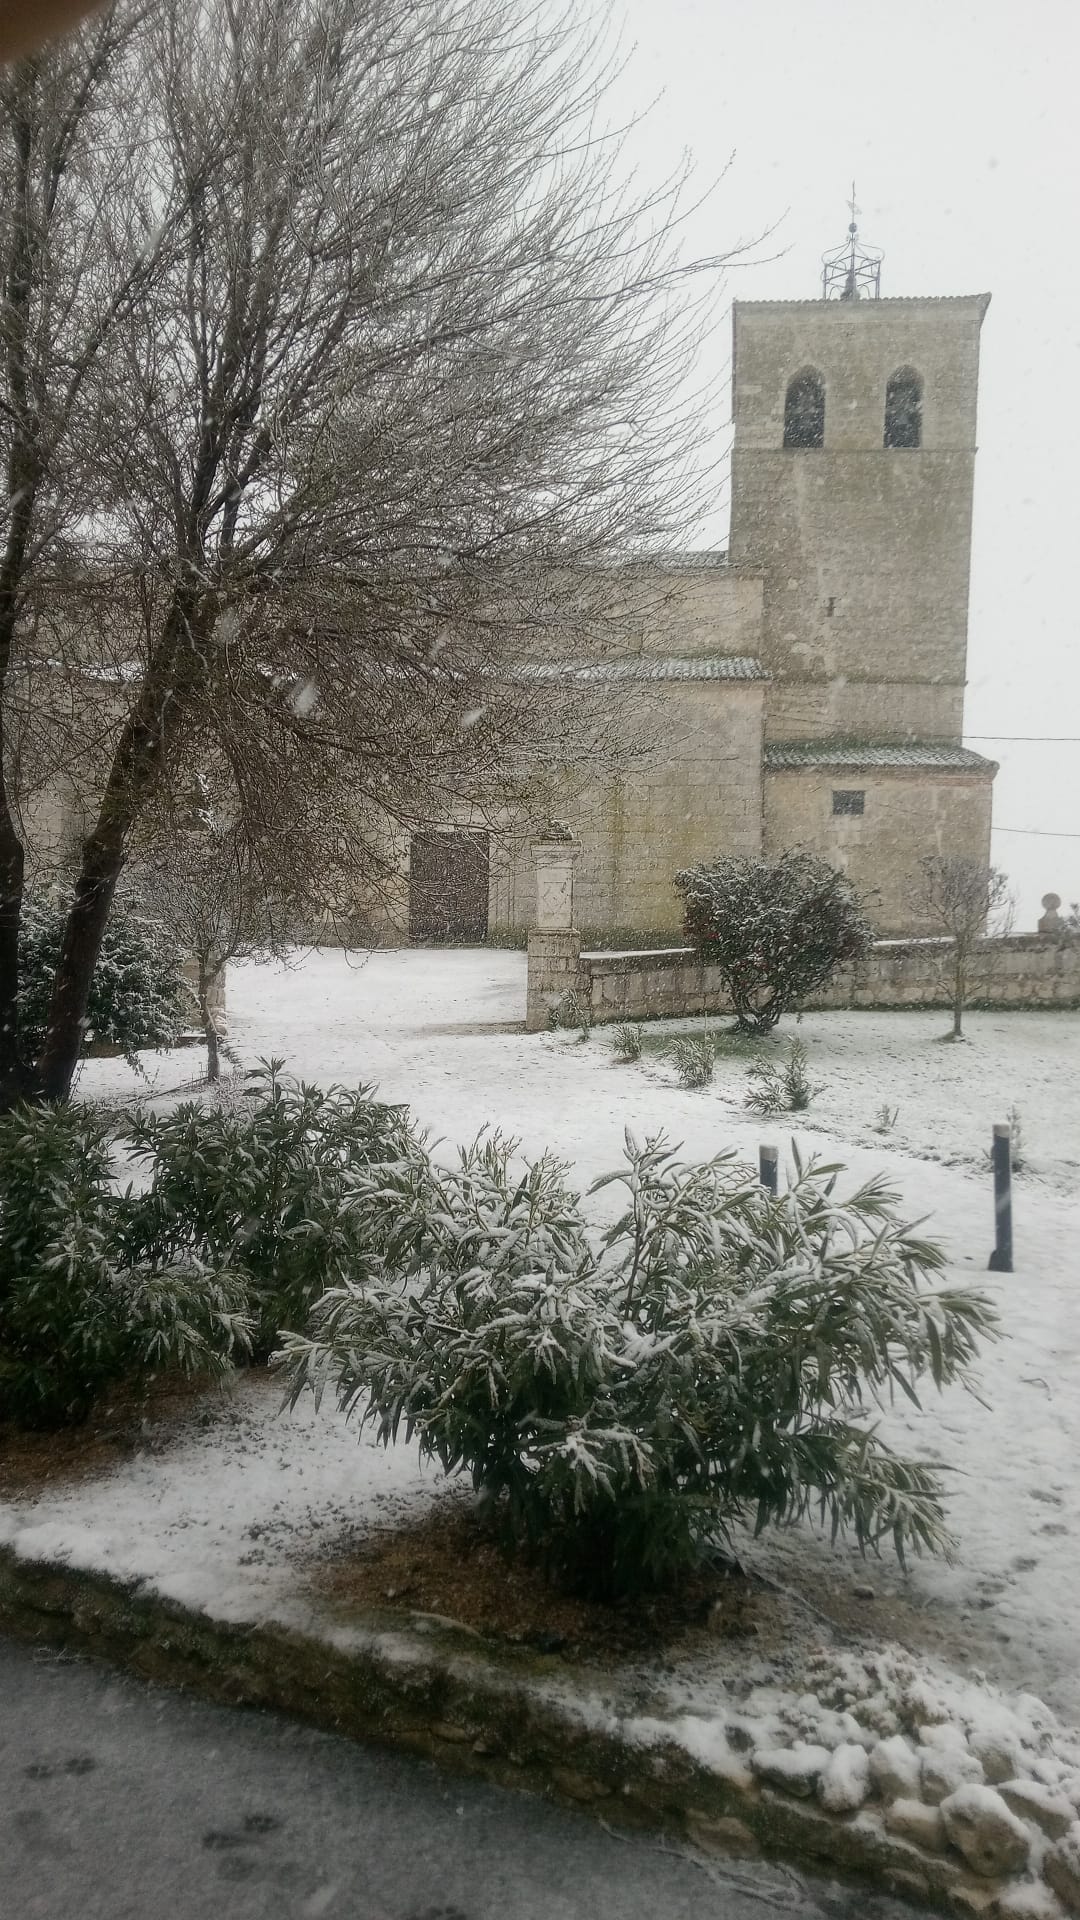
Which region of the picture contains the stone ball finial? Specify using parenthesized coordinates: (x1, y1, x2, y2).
(1042, 893, 1062, 912)
(1038, 892, 1063, 933)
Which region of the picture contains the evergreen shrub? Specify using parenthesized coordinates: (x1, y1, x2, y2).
(281, 1132, 997, 1601)
(744, 1038, 819, 1113)
(675, 851, 873, 1033)
(667, 1032, 715, 1088)
(125, 1061, 430, 1355)
(17, 889, 186, 1064)
(611, 1022, 643, 1063)
(0, 1102, 250, 1428)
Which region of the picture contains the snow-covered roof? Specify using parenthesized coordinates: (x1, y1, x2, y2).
(765, 740, 997, 773)
(526, 654, 768, 684)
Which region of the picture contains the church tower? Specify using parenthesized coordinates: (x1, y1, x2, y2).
(729, 209, 997, 929)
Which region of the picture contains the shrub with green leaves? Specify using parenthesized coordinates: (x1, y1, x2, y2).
(667, 1032, 715, 1088)
(0, 1102, 251, 1428)
(611, 1022, 643, 1063)
(17, 889, 186, 1065)
(124, 1061, 430, 1355)
(281, 1132, 997, 1601)
(744, 1038, 819, 1114)
(547, 989, 592, 1039)
(674, 850, 873, 1033)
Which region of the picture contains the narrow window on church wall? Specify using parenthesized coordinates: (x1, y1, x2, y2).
(783, 369, 825, 448)
(832, 790, 865, 815)
(884, 369, 922, 448)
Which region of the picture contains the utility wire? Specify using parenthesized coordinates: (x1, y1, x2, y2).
(993, 826, 1080, 839)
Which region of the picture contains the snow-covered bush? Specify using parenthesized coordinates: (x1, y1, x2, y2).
(668, 1032, 715, 1088)
(17, 889, 185, 1064)
(0, 1103, 250, 1428)
(124, 1061, 430, 1354)
(281, 1132, 997, 1601)
(547, 989, 592, 1038)
(745, 1039, 819, 1114)
(674, 851, 873, 1033)
(611, 1022, 643, 1063)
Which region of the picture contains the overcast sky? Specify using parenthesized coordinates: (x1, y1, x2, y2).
(612, 0, 1078, 925)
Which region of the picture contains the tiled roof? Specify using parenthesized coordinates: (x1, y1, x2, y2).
(765, 740, 997, 773)
(525, 655, 768, 683)
(734, 295, 991, 309)
(643, 548, 730, 571)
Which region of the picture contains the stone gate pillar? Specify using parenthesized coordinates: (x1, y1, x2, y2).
(525, 833, 586, 1031)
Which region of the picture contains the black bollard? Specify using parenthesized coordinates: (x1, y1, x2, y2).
(987, 1122, 1013, 1273)
(759, 1143, 779, 1197)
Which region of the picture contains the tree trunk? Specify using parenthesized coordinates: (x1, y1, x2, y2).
(198, 962, 222, 1084)
(952, 948, 965, 1039)
(33, 592, 207, 1102)
(0, 94, 42, 1107)
(202, 1001, 220, 1083)
(0, 780, 29, 1107)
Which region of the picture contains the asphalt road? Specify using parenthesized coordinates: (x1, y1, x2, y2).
(0, 1635, 922, 1920)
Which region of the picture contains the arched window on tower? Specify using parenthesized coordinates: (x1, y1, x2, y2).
(884, 368, 922, 448)
(783, 369, 825, 448)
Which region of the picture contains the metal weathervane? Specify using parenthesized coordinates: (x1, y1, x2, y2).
(821, 183, 883, 299)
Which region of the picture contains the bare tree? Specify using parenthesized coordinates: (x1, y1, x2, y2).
(133, 761, 364, 1081)
(914, 854, 1014, 1039)
(2, 0, 741, 1104)
(0, 8, 189, 1102)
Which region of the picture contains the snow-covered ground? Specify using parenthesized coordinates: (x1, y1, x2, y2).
(63, 949, 1080, 1721)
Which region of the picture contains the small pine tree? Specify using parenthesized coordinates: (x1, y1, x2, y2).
(675, 852, 873, 1034)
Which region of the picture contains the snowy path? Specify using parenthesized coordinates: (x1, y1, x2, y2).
(75, 948, 1080, 1719)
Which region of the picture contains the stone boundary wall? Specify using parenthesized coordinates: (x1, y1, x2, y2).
(575, 933, 1080, 1026)
(0, 1546, 1065, 1917)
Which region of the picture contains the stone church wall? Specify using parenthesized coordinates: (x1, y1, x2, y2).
(632, 563, 764, 658)
(764, 678, 966, 743)
(489, 678, 766, 940)
(764, 765, 994, 935)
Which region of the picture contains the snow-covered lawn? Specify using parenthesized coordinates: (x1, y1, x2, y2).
(56, 948, 1080, 1723)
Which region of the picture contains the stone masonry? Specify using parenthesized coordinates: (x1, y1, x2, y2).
(494, 286, 995, 945)
(524, 839, 588, 1032)
(573, 932, 1080, 1026)
(380, 270, 999, 948)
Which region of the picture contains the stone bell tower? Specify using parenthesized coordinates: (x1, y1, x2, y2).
(728, 203, 996, 933)
(729, 207, 990, 747)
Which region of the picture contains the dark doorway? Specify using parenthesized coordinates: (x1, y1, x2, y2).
(408, 830, 490, 942)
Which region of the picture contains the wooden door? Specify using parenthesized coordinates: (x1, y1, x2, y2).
(408, 831, 490, 942)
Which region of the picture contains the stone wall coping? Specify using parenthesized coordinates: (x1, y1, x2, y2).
(0, 1544, 1062, 1917)
(579, 946, 694, 969)
(582, 932, 1079, 978)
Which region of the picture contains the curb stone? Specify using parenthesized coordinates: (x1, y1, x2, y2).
(0, 1545, 1063, 1916)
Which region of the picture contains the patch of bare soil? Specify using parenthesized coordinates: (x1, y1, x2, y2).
(0, 1370, 233, 1498)
(311, 1497, 786, 1664)
(311, 1496, 1025, 1690)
